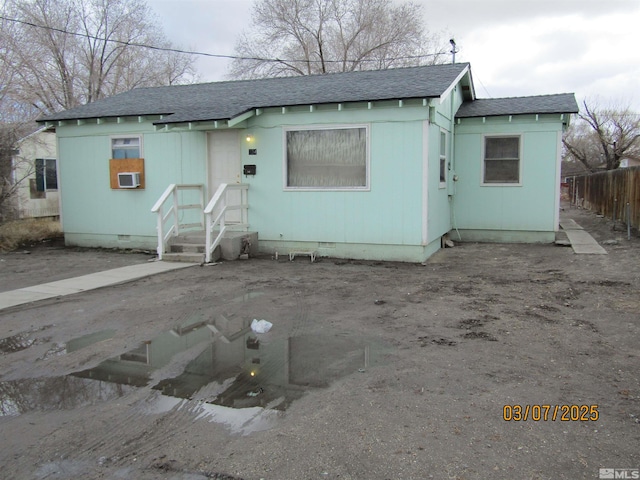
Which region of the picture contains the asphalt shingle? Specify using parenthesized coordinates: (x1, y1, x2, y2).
(455, 93, 578, 118)
(39, 63, 471, 124)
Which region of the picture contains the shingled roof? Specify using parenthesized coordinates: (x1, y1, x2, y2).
(455, 93, 578, 118)
(39, 63, 472, 125)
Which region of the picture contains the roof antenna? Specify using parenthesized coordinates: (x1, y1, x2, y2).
(449, 39, 458, 64)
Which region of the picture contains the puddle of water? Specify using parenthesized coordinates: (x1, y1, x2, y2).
(0, 311, 385, 434)
(230, 291, 264, 303)
(0, 376, 135, 417)
(152, 333, 377, 411)
(0, 327, 115, 359)
(68, 329, 116, 351)
(38, 329, 116, 361)
(0, 326, 52, 354)
(140, 393, 281, 435)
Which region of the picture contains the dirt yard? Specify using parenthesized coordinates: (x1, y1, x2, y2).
(0, 205, 638, 480)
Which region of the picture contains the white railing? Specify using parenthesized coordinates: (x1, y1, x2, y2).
(151, 183, 205, 260)
(204, 183, 249, 263)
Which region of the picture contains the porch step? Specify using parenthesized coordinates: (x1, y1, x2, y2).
(170, 243, 205, 254)
(162, 230, 258, 263)
(161, 252, 209, 263)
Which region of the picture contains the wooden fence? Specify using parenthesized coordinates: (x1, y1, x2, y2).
(568, 166, 640, 233)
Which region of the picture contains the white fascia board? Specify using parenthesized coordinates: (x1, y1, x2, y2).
(437, 64, 474, 105)
(17, 126, 50, 144)
(228, 110, 256, 127)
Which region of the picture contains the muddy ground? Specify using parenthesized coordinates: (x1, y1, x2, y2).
(0, 205, 638, 480)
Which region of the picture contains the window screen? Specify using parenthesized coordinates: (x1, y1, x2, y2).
(484, 136, 520, 184)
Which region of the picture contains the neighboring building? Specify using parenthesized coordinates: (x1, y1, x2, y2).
(620, 157, 640, 168)
(38, 63, 578, 262)
(11, 127, 60, 219)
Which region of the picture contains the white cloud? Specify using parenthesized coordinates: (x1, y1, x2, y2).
(145, 0, 640, 111)
(456, 7, 640, 110)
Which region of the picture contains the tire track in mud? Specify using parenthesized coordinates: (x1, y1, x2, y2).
(46, 279, 318, 470)
(53, 393, 197, 469)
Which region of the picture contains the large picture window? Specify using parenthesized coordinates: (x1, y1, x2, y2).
(483, 136, 520, 184)
(285, 126, 368, 189)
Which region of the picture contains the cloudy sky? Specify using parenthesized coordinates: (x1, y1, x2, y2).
(147, 0, 640, 111)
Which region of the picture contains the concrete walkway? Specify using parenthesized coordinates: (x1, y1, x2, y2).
(0, 261, 197, 311)
(559, 218, 608, 255)
(0, 216, 606, 312)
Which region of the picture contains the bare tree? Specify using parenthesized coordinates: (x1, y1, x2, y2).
(0, 0, 197, 115)
(0, 124, 35, 222)
(563, 99, 640, 172)
(0, 0, 197, 221)
(229, 0, 448, 79)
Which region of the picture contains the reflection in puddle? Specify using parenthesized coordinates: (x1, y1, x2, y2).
(0, 327, 115, 359)
(0, 326, 52, 354)
(0, 312, 384, 434)
(68, 329, 116, 351)
(230, 291, 265, 303)
(0, 376, 134, 416)
(39, 329, 116, 361)
(140, 393, 281, 435)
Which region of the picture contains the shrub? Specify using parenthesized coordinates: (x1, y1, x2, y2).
(0, 218, 62, 252)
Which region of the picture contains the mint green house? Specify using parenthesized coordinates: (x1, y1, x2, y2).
(39, 63, 578, 263)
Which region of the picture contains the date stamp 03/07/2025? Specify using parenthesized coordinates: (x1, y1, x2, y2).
(502, 404, 599, 422)
(503, 405, 639, 478)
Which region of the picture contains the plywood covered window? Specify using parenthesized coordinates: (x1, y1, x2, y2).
(285, 125, 369, 190)
(109, 135, 145, 189)
(483, 135, 521, 184)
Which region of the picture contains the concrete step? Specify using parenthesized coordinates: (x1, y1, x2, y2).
(172, 231, 206, 245)
(165, 244, 221, 263)
(170, 243, 205, 254)
(161, 252, 206, 263)
(162, 231, 258, 263)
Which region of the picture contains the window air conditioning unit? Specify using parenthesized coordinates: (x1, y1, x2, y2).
(117, 172, 141, 188)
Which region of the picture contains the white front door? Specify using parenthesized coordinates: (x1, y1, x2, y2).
(207, 130, 242, 222)
(207, 130, 242, 196)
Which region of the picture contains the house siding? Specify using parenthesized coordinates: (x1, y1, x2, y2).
(426, 84, 465, 244)
(54, 101, 449, 261)
(452, 114, 564, 242)
(51, 85, 569, 260)
(57, 122, 207, 248)
(240, 102, 439, 261)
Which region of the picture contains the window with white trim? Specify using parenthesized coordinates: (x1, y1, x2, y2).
(111, 136, 142, 159)
(483, 135, 520, 184)
(439, 131, 447, 185)
(30, 158, 57, 199)
(285, 126, 368, 189)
